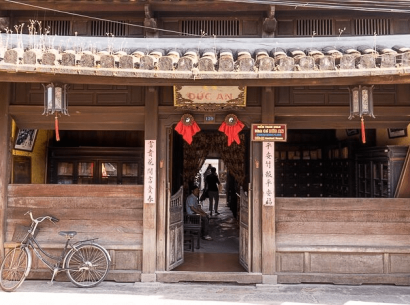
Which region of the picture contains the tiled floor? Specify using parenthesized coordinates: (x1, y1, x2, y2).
(174, 196, 246, 272)
(173, 252, 246, 272)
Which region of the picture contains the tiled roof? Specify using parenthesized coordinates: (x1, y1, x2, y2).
(0, 35, 409, 81)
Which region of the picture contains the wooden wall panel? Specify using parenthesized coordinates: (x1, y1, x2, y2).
(275, 197, 410, 285)
(310, 253, 384, 274)
(278, 253, 304, 272)
(12, 83, 144, 106)
(390, 254, 410, 273)
(5, 184, 144, 281)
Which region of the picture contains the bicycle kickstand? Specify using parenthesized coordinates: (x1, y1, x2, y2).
(48, 268, 59, 285)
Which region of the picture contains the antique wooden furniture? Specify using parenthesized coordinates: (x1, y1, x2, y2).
(356, 146, 408, 198)
(184, 214, 201, 250)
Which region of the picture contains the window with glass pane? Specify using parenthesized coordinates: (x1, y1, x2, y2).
(102, 162, 117, 184)
(78, 162, 94, 184)
(57, 162, 73, 184)
(122, 163, 138, 184)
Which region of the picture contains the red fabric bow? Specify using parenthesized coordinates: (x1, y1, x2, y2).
(175, 119, 201, 144)
(219, 118, 244, 146)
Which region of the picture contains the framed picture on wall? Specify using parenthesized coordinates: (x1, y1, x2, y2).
(346, 129, 360, 136)
(14, 129, 38, 152)
(388, 128, 408, 139)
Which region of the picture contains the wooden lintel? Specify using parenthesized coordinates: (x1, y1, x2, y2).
(1, 71, 410, 87)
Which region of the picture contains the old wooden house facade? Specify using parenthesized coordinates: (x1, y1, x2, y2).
(1, 0, 410, 285)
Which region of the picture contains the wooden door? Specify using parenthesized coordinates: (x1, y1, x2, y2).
(166, 186, 184, 270)
(239, 187, 251, 271)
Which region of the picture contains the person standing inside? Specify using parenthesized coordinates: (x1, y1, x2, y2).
(206, 167, 220, 216)
(186, 186, 213, 240)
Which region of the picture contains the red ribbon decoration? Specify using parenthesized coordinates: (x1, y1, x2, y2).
(175, 114, 200, 144)
(361, 116, 366, 144)
(219, 114, 244, 146)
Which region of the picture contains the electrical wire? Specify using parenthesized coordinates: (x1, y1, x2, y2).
(3, 0, 204, 37)
(219, 0, 410, 14)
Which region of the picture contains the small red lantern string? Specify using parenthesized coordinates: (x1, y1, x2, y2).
(175, 114, 201, 144)
(55, 115, 60, 142)
(361, 116, 366, 144)
(219, 114, 244, 146)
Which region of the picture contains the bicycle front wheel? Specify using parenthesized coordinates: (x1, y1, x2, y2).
(65, 244, 110, 288)
(0, 247, 31, 292)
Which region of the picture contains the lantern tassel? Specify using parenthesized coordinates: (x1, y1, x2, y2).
(361, 116, 366, 144)
(55, 115, 60, 142)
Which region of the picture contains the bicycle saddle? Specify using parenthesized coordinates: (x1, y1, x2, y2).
(59, 231, 77, 239)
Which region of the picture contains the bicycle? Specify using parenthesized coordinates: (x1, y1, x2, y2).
(0, 211, 111, 292)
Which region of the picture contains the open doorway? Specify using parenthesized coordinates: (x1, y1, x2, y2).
(170, 130, 249, 272)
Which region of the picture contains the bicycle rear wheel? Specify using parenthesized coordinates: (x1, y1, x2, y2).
(0, 247, 31, 292)
(65, 244, 110, 288)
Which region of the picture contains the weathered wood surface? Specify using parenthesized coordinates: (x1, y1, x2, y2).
(275, 197, 410, 284)
(0, 83, 11, 260)
(6, 185, 144, 247)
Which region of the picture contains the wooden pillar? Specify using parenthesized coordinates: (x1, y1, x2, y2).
(0, 83, 11, 260)
(141, 86, 158, 282)
(156, 119, 168, 272)
(261, 87, 277, 284)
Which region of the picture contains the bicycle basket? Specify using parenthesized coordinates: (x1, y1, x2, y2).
(12, 225, 39, 242)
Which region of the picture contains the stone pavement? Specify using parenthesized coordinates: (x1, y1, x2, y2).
(2, 280, 410, 305)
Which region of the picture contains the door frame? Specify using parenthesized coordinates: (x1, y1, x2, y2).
(157, 110, 262, 281)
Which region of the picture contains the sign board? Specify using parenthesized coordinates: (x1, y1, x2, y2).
(251, 124, 287, 142)
(144, 140, 156, 204)
(174, 86, 246, 110)
(262, 142, 275, 206)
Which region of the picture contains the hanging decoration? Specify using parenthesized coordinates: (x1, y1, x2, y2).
(175, 114, 201, 144)
(219, 114, 245, 146)
(348, 85, 375, 144)
(42, 83, 69, 142)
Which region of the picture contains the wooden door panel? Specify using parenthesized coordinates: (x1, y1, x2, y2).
(167, 186, 184, 270)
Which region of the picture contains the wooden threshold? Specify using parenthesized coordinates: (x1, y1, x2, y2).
(156, 271, 262, 284)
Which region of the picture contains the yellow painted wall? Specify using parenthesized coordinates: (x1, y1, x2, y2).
(11, 121, 51, 184)
(376, 124, 410, 146)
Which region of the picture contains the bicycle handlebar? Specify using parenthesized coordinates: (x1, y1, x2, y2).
(25, 211, 59, 224)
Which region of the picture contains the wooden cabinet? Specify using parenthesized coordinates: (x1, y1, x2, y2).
(324, 159, 355, 197)
(323, 143, 357, 197)
(355, 146, 408, 198)
(48, 147, 143, 185)
(275, 159, 324, 197)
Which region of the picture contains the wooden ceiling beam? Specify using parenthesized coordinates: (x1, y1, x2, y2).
(0, 1, 268, 12)
(2, 71, 410, 87)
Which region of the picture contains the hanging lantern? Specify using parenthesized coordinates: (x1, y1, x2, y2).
(348, 85, 375, 144)
(42, 83, 69, 141)
(348, 85, 375, 119)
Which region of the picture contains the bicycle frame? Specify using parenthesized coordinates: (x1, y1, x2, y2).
(17, 212, 110, 282)
(1, 211, 111, 291)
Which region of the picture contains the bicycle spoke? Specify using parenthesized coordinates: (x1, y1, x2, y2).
(66, 244, 109, 288)
(0, 248, 30, 292)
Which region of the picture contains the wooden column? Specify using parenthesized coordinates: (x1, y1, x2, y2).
(0, 83, 11, 260)
(261, 87, 277, 284)
(142, 86, 158, 282)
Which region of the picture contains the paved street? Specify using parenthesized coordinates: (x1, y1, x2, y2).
(1, 280, 410, 305)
